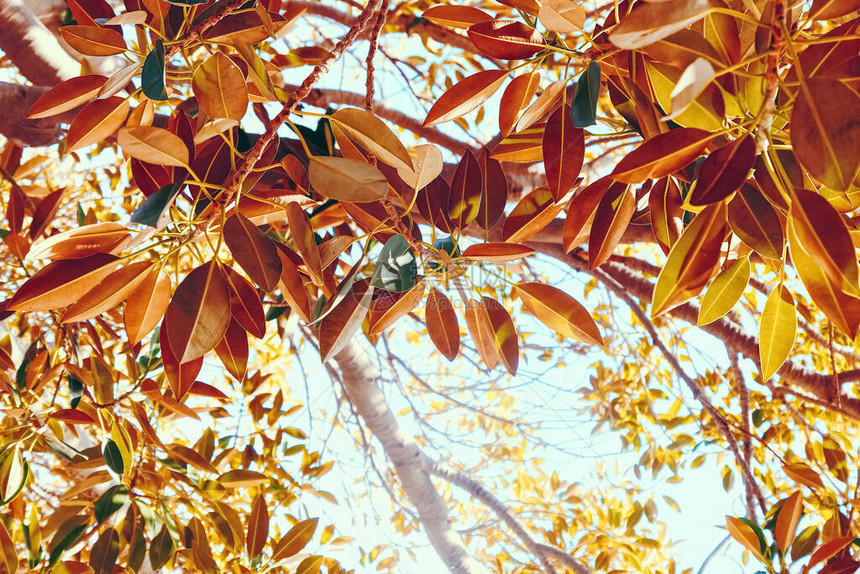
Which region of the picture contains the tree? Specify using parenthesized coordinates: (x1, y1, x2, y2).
(0, 0, 859, 572)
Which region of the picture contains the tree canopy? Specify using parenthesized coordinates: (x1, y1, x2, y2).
(1, 0, 860, 572)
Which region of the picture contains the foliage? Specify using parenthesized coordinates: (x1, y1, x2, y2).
(2, 0, 860, 572)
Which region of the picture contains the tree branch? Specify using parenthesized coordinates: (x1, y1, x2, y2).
(333, 341, 486, 574)
(0, 0, 79, 85)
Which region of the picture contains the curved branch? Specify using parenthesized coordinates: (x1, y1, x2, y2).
(0, 82, 67, 146)
(0, 0, 79, 85)
(333, 342, 487, 574)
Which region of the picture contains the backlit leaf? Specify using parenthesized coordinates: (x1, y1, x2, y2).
(504, 187, 567, 243)
(308, 156, 388, 203)
(589, 183, 635, 268)
(482, 297, 518, 375)
(331, 108, 412, 171)
(690, 135, 755, 206)
(125, 267, 171, 345)
(423, 6, 493, 29)
(448, 149, 482, 229)
(609, 0, 712, 49)
(515, 282, 602, 345)
(89, 528, 119, 574)
(499, 73, 540, 137)
(462, 243, 534, 262)
(727, 184, 783, 259)
(6, 253, 121, 312)
(60, 25, 126, 56)
(725, 516, 766, 560)
(612, 128, 712, 184)
(397, 144, 443, 191)
(476, 148, 507, 230)
(426, 288, 459, 361)
(27, 76, 107, 119)
(424, 70, 508, 126)
(543, 104, 585, 202)
(246, 495, 269, 559)
(697, 257, 749, 326)
(66, 97, 129, 152)
(318, 279, 374, 362)
(224, 213, 282, 292)
(272, 518, 318, 562)
(467, 20, 546, 60)
(193, 52, 249, 121)
(62, 261, 152, 323)
(775, 491, 803, 553)
(118, 127, 189, 167)
(759, 283, 796, 381)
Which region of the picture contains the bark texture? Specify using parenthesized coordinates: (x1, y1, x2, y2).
(0, 0, 78, 86)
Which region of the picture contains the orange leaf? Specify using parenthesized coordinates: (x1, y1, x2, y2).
(499, 72, 540, 136)
(28, 75, 107, 119)
(287, 203, 322, 281)
(117, 126, 190, 167)
(503, 187, 567, 243)
(224, 213, 282, 292)
(775, 491, 803, 553)
(462, 243, 534, 262)
(690, 135, 755, 206)
(783, 462, 824, 490)
(725, 516, 766, 560)
(727, 183, 784, 260)
(467, 20, 546, 60)
(214, 319, 249, 381)
(422, 6, 493, 29)
(424, 70, 508, 126)
(276, 251, 312, 324)
(6, 253, 121, 312)
(60, 25, 127, 56)
(448, 149, 482, 229)
(272, 518, 318, 562)
(808, 536, 856, 571)
(164, 261, 231, 363)
(476, 148, 507, 230)
(563, 177, 613, 252)
(192, 52, 249, 121)
(426, 288, 459, 361)
(589, 183, 635, 268)
(367, 279, 425, 334)
(66, 97, 129, 152)
(62, 261, 152, 323)
(611, 128, 712, 184)
(318, 279, 374, 362)
(648, 177, 684, 254)
(515, 282, 602, 345)
(124, 267, 171, 345)
(29, 222, 130, 261)
(464, 300, 500, 370)
(543, 104, 584, 202)
(49, 408, 97, 425)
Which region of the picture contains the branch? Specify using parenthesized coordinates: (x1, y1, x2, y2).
(425, 461, 591, 574)
(0, 82, 67, 146)
(0, 0, 79, 85)
(333, 342, 487, 574)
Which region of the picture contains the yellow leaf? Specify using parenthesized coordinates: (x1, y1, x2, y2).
(759, 284, 796, 380)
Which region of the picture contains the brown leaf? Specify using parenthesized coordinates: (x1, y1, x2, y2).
(499, 72, 540, 136)
(648, 177, 684, 254)
(192, 52, 249, 121)
(28, 75, 107, 119)
(503, 187, 566, 243)
(775, 491, 803, 553)
(117, 126, 190, 167)
(125, 267, 171, 345)
(66, 97, 129, 152)
(318, 279, 374, 362)
(609, 0, 712, 49)
(589, 183, 635, 268)
(563, 177, 613, 252)
(467, 20, 546, 60)
(331, 108, 412, 171)
(462, 243, 534, 262)
(481, 296, 518, 375)
(246, 494, 269, 559)
(515, 282, 602, 344)
(464, 300, 500, 369)
(60, 25, 126, 56)
(62, 261, 152, 323)
(224, 213, 282, 292)
(215, 319, 249, 381)
(367, 279, 425, 334)
(448, 149, 482, 229)
(727, 183, 784, 260)
(611, 128, 712, 184)
(6, 253, 121, 312)
(276, 250, 312, 324)
(690, 135, 755, 206)
(543, 104, 585, 202)
(422, 5, 493, 28)
(426, 288, 459, 361)
(307, 156, 388, 203)
(29, 222, 130, 261)
(424, 70, 508, 126)
(272, 518, 318, 562)
(476, 148, 507, 230)
(164, 261, 231, 363)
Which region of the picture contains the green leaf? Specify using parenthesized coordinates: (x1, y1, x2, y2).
(90, 528, 120, 574)
(48, 515, 88, 567)
(68, 375, 83, 409)
(149, 526, 174, 570)
(371, 236, 417, 292)
(130, 184, 178, 227)
(571, 62, 600, 128)
(142, 39, 167, 101)
(103, 440, 124, 475)
(94, 484, 129, 524)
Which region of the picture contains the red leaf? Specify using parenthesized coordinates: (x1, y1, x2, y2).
(543, 104, 585, 202)
(426, 288, 459, 361)
(467, 20, 546, 60)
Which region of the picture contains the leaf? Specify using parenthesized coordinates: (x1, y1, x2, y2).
(142, 39, 167, 101)
(308, 156, 388, 203)
(503, 187, 566, 243)
(563, 177, 612, 252)
(543, 104, 585, 202)
(789, 187, 860, 297)
(571, 62, 600, 128)
(665, 57, 715, 121)
(125, 267, 171, 345)
(117, 127, 190, 167)
(192, 52, 249, 122)
(397, 144, 443, 190)
(609, 0, 712, 49)
(652, 203, 728, 317)
(775, 491, 803, 553)
(62, 261, 152, 323)
(66, 97, 129, 152)
(6, 253, 121, 312)
(612, 128, 712, 184)
(517, 78, 567, 131)
(94, 484, 128, 524)
(492, 126, 545, 162)
(331, 108, 412, 171)
(168, 445, 218, 474)
(482, 297, 518, 375)
(448, 149, 482, 229)
(164, 261, 231, 363)
(130, 183, 179, 227)
(297, 555, 323, 574)
(0, 446, 26, 504)
(791, 77, 860, 191)
(318, 279, 374, 362)
(648, 177, 684, 254)
(89, 528, 119, 574)
(499, 73, 539, 137)
(272, 518, 318, 562)
(424, 70, 508, 126)
(368, 279, 426, 334)
(217, 469, 270, 488)
(691, 135, 755, 206)
(0, 520, 15, 574)
(214, 320, 248, 381)
(791, 525, 820, 561)
(27, 75, 107, 119)
(515, 283, 602, 345)
(725, 516, 766, 560)
(246, 494, 269, 559)
(422, 6, 492, 29)
(149, 526, 173, 570)
(371, 236, 417, 292)
(28, 221, 129, 260)
(727, 183, 784, 259)
(462, 243, 534, 262)
(759, 284, 796, 381)
(287, 203, 322, 280)
(426, 288, 459, 361)
(467, 20, 546, 60)
(29, 188, 65, 240)
(49, 409, 96, 425)
(589, 183, 635, 268)
(698, 257, 750, 326)
(476, 148, 507, 230)
(416, 177, 453, 233)
(60, 25, 126, 56)
(808, 536, 856, 571)
(539, 0, 585, 34)
(463, 300, 500, 369)
(224, 213, 282, 292)
(275, 251, 311, 325)
(810, 0, 860, 19)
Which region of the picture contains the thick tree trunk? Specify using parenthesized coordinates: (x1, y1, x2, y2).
(333, 342, 488, 574)
(0, 0, 79, 86)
